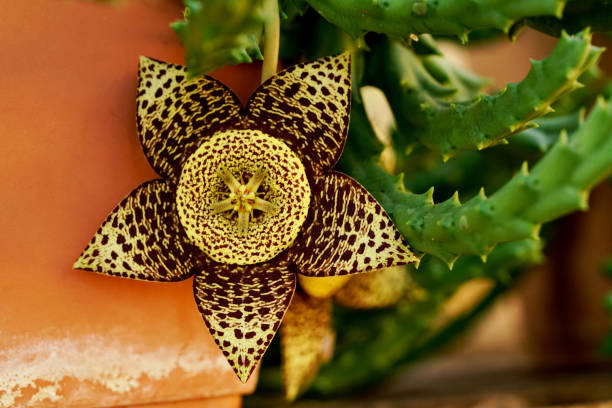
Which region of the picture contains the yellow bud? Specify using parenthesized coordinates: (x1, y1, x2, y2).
(298, 274, 352, 298)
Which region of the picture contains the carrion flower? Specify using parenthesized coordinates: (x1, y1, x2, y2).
(74, 53, 418, 382)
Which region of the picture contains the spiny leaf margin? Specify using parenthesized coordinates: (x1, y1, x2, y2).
(352, 97, 612, 266)
(369, 30, 602, 160)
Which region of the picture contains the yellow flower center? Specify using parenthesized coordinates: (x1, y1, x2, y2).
(176, 129, 311, 265)
(209, 166, 279, 237)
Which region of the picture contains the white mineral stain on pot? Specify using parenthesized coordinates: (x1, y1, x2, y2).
(0, 335, 233, 407)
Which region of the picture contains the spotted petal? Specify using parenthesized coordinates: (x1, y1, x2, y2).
(74, 180, 203, 281)
(281, 291, 334, 401)
(245, 53, 351, 176)
(137, 56, 243, 181)
(193, 259, 296, 382)
(289, 172, 418, 277)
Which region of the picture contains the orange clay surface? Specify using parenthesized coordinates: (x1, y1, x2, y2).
(0, 1, 263, 406)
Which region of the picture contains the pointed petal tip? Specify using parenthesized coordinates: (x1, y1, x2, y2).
(389, 242, 420, 270)
(285, 386, 299, 402)
(72, 260, 106, 276)
(223, 348, 261, 384)
(73, 251, 93, 271)
(235, 364, 256, 384)
(292, 172, 419, 277)
(401, 244, 420, 263)
(72, 254, 84, 270)
(193, 261, 296, 388)
(138, 55, 160, 70)
(339, 50, 351, 64)
(75, 181, 201, 282)
(72, 260, 85, 271)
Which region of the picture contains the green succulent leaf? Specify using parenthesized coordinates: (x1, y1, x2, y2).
(509, 109, 583, 154)
(365, 36, 489, 111)
(306, 0, 564, 41)
(368, 30, 602, 160)
(551, 63, 604, 116)
(380, 108, 583, 209)
(345, 97, 612, 266)
(171, 0, 266, 77)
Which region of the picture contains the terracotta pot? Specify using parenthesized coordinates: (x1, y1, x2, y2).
(0, 1, 262, 406)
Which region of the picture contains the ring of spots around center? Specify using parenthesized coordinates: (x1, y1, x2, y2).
(176, 129, 311, 265)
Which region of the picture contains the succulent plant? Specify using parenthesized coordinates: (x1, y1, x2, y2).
(86, 0, 612, 400)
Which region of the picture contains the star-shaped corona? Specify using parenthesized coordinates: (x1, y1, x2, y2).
(209, 166, 279, 237)
(74, 53, 418, 383)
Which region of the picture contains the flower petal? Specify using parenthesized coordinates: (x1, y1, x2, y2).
(334, 266, 415, 309)
(74, 180, 203, 281)
(289, 172, 418, 277)
(245, 53, 351, 175)
(281, 291, 334, 401)
(137, 56, 243, 181)
(193, 259, 296, 383)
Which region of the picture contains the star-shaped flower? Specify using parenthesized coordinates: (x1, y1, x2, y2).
(74, 53, 418, 382)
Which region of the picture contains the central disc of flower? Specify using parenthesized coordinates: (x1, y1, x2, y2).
(176, 129, 311, 265)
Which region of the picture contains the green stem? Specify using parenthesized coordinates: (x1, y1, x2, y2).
(261, 0, 280, 83)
